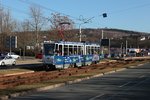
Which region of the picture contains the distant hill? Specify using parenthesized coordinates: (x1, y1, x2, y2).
(1, 28, 149, 53)
(83, 28, 149, 37)
(59, 28, 150, 48)
(10, 28, 150, 49)
(63, 28, 150, 42)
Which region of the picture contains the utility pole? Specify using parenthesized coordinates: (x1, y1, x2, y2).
(126, 40, 128, 55)
(109, 38, 111, 58)
(101, 30, 104, 55)
(79, 16, 94, 42)
(100, 13, 107, 58)
(79, 22, 87, 42)
(9, 36, 12, 53)
(121, 42, 123, 57)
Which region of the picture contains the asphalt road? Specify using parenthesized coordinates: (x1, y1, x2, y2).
(11, 63, 150, 100)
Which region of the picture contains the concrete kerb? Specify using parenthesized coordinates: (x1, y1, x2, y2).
(0, 62, 147, 100)
(115, 68, 127, 72)
(104, 70, 116, 74)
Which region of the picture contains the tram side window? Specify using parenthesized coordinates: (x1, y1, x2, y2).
(64, 45, 68, 56)
(81, 46, 84, 55)
(69, 45, 73, 55)
(86, 46, 89, 54)
(89, 46, 91, 54)
(55, 44, 58, 50)
(78, 46, 82, 55)
(55, 45, 62, 56)
(74, 46, 77, 55)
(92, 46, 95, 54)
(86, 46, 91, 55)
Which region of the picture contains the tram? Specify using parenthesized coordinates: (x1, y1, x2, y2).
(42, 41, 101, 70)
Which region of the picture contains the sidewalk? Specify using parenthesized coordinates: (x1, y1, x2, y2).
(16, 59, 42, 65)
(123, 56, 150, 61)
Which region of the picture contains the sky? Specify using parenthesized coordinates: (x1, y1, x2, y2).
(1, 0, 150, 33)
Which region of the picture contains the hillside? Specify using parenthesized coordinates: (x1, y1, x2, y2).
(58, 28, 150, 42)
(0, 28, 150, 53)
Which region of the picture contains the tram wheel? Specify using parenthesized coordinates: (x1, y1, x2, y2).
(74, 63, 78, 68)
(45, 65, 56, 71)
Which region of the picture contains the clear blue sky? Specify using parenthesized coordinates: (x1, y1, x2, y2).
(1, 0, 150, 33)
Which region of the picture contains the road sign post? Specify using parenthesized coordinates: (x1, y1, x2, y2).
(6, 36, 17, 53)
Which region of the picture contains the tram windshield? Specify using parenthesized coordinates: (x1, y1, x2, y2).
(44, 43, 55, 56)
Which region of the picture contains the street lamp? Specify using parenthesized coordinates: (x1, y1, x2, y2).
(121, 42, 123, 57)
(78, 16, 94, 42)
(125, 40, 128, 56)
(100, 13, 107, 57)
(79, 22, 88, 42)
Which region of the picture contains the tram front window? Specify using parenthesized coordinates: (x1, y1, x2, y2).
(44, 44, 55, 56)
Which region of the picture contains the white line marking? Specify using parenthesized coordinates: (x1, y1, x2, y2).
(138, 64, 144, 66)
(89, 94, 105, 100)
(139, 75, 145, 78)
(119, 82, 131, 87)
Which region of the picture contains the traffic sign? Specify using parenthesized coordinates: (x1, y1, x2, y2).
(5, 36, 17, 48)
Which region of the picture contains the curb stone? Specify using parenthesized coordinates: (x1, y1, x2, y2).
(115, 68, 127, 71)
(137, 64, 144, 66)
(128, 66, 136, 68)
(104, 70, 116, 74)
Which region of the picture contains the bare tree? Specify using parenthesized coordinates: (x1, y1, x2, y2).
(0, 7, 16, 51)
(50, 13, 74, 30)
(29, 5, 46, 47)
(0, 7, 4, 33)
(0, 9, 16, 35)
(19, 19, 31, 46)
(50, 13, 75, 41)
(18, 19, 33, 58)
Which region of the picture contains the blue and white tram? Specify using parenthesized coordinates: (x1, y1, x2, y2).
(43, 41, 100, 69)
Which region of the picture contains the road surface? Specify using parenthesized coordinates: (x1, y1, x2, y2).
(11, 63, 150, 100)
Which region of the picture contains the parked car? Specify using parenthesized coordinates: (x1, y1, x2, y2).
(5, 52, 20, 59)
(128, 51, 136, 57)
(35, 53, 43, 59)
(0, 56, 16, 66)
